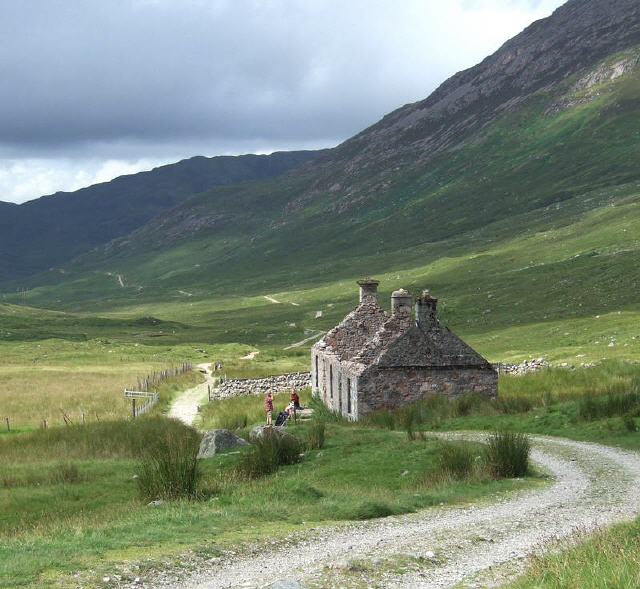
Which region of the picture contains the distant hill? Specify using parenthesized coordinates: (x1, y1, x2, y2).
(4, 0, 640, 355)
(0, 150, 320, 283)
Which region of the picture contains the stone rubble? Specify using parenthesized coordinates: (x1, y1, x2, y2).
(494, 358, 549, 375)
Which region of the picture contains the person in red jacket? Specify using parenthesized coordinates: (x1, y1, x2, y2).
(264, 392, 274, 426)
(290, 388, 301, 410)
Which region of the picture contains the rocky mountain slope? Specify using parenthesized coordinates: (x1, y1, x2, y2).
(0, 150, 319, 283)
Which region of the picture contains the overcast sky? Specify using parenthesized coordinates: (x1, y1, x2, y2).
(0, 0, 565, 204)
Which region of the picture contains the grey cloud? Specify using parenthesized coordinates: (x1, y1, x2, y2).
(0, 0, 564, 201)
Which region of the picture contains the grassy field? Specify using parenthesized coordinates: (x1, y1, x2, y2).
(509, 518, 640, 589)
(0, 395, 541, 589)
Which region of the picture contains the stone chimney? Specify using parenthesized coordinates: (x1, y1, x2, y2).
(391, 288, 413, 316)
(357, 278, 380, 304)
(416, 289, 438, 329)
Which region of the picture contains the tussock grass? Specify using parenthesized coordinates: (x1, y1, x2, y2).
(137, 427, 201, 501)
(306, 420, 326, 449)
(236, 431, 303, 478)
(485, 432, 530, 478)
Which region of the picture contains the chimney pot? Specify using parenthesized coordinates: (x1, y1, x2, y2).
(391, 288, 413, 315)
(416, 289, 438, 329)
(357, 278, 380, 304)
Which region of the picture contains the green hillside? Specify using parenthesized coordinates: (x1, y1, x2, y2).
(0, 150, 319, 283)
(3, 46, 638, 363)
(2, 1, 640, 367)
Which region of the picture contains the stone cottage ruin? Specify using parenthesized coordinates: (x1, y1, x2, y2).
(311, 279, 497, 419)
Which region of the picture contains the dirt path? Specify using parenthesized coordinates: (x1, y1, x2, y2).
(145, 434, 640, 589)
(283, 330, 325, 350)
(167, 363, 215, 426)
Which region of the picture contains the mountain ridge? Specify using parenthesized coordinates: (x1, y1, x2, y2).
(0, 150, 321, 283)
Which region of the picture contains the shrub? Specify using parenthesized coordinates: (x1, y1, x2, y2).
(485, 431, 530, 478)
(307, 420, 326, 450)
(136, 428, 202, 501)
(237, 431, 303, 478)
(437, 442, 477, 479)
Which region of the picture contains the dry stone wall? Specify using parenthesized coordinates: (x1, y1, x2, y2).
(214, 372, 311, 400)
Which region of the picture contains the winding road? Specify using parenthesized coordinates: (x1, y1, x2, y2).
(145, 434, 640, 589)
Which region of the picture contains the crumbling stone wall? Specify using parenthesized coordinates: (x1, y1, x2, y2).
(214, 372, 310, 400)
(356, 367, 497, 417)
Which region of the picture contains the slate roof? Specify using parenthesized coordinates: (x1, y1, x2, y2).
(315, 285, 492, 371)
(313, 299, 387, 362)
(376, 324, 491, 369)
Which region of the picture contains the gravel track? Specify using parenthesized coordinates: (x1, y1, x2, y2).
(167, 363, 214, 426)
(145, 434, 640, 589)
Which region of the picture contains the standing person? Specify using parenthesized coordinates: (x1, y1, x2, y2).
(290, 388, 301, 410)
(264, 392, 274, 426)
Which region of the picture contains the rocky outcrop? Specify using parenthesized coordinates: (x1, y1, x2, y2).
(214, 372, 311, 400)
(197, 429, 248, 458)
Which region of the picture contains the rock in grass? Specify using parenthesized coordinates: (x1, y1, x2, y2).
(197, 429, 248, 458)
(249, 425, 290, 442)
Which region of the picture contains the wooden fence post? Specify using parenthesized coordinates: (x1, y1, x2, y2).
(5, 417, 9, 432)
(132, 398, 137, 419)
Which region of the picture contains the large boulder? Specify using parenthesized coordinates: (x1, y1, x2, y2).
(197, 429, 248, 458)
(249, 425, 296, 443)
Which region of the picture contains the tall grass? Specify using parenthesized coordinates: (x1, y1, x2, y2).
(0, 417, 199, 462)
(306, 420, 326, 449)
(485, 431, 530, 478)
(436, 442, 478, 480)
(578, 389, 640, 420)
(136, 427, 202, 501)
(236, 431, 303, 478)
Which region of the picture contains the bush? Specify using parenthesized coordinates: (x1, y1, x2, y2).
(307, 420, 326, 450)
(437, 442, 477, 479)
(237, 431, 303, 478)
(485, 431, 530, 478)
(137, 428, 202, 501)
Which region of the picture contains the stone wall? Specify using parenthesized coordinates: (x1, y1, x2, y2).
(494, 359, 549, 375)
(214, 372, 311, 400)
(357, 367, 498, 417)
